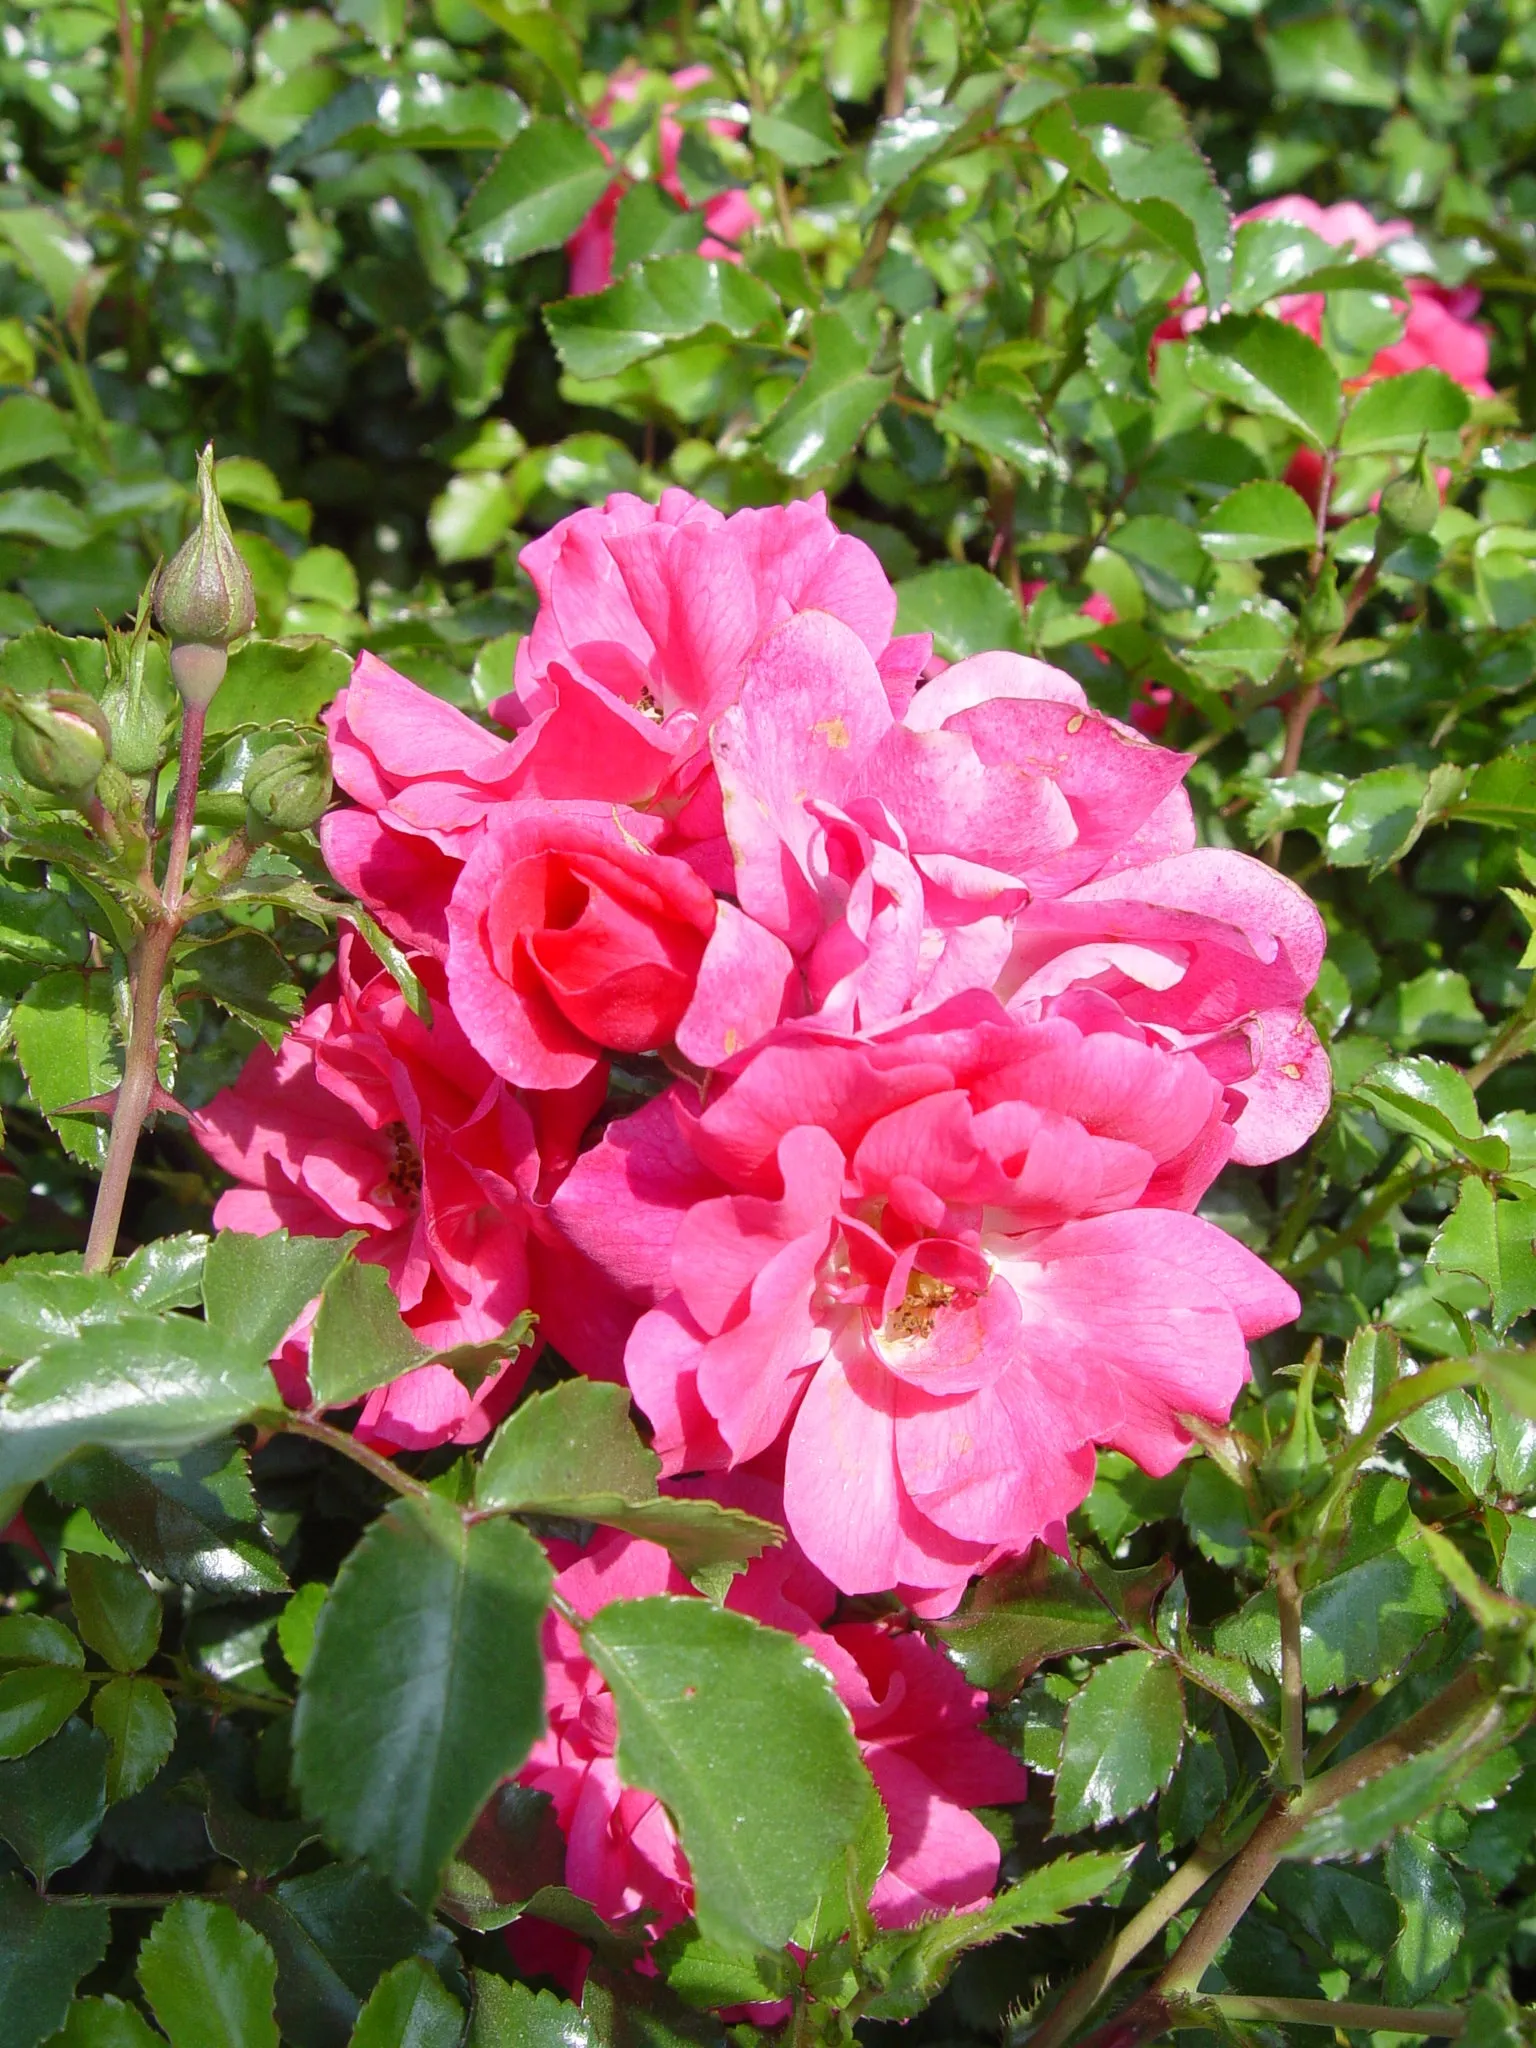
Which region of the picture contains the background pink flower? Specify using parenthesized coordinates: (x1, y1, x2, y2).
(518, 1475, 1026, 1949)
(549, 993, 1298, 1605)
(566, 66, 761, 298)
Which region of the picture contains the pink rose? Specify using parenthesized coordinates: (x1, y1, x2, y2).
(196, 929, 578, 1452)
(549, 993, 1298, 1606)
(566, 66, 761, 298)
(696, 613, 1328, 1166)
(515, 1475, 1027, 1953)
(446, 801, 718, 1089)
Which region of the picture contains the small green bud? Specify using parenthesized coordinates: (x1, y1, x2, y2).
(154, 444, 256, 707)
(1258, 1353, 1329, 1507)
(7, 689, 110, 797)
(103, 598, 166, 777)
(244, 734, 332, 836)
(1299, 560, 1345, 644)
(1377, 444, 1441, 543)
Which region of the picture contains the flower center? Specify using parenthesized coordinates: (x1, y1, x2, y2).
(882, 1269, 957, 1344)
(381, 1121, 422, 1208)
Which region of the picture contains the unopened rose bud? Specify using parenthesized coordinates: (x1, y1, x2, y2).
(243, 734, 332, 836)
(7, 689, 110, 797)
(154, 445, 256, 708)
(1299, 560, 1344, 645)
(1377, 444, 1441, 543)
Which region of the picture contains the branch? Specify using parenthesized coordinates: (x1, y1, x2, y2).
(1199, 1995, 1464, 2036)
(849, 0, 919, 289)
(1276, 1564, 1304, 1791)
(277, 1413, 435, 1503)
(82, 702, 206, 1273)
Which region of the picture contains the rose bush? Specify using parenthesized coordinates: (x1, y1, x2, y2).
(3, 2, 1536, 2043)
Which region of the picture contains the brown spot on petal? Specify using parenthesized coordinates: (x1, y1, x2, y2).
(1282, 1062, 1302, 1079)
(1065, 712, 1086, 734)
(815, 716, 851, 749)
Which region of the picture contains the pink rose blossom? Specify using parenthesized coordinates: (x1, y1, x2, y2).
(196, 929, 577, 1451)
(567, 66, 761, 298)
(517, 1476, 1027, 1948)
(549, 992, 1299, 1605)
(446, 799, 718, 1089)
(695, 612, 1328, 1166)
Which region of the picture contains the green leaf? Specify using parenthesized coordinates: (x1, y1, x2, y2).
(277, 1584, 327, 1680)
(1180, 1461, 1262, 1572)
(583, 1595, 879, 1954)
(0, 1315, 279, 1500)
(1180, 603, 1291, 686)
(1216, 1474, 1449, 1691)
(477, 1382, 659, 1509)
(751, 85, 840, 169)
(468, 3, 581, 101)
(0, 1667, 88, 1759)
(1197, 479, 1316, 559)
(937, 385, 1054, 476)
(1355, 1057, 1508, 1170)
(202, 1230, 360, 1369)
(0, 1719, 107, 1881)
(0, 1616, 82, 1668)
(40, 1997, 162, 2048)
(1186, 313, 1343, 449)
(0, 394, 72, 477)
(52, 1440, 288, 1597)
(347, 1958, 464, 2048)
(900, 310, 956, 403)
(205, 641, 350, 736)
(936, 1545, 1125, 1691)
(1342, 1324, 1402, 1434)
(545, 255, 779, 380)
(293, 1495, 551, 1907)
(1340, 368, 1472, 455)
(307, 1256, 429, 1410)
(894, 564, 1025, 661)
(1430, 1179, 1536, 1334)
(1458, 747, 1536, 831)
(864, 104, 968, 207)
(65, 1551, 161, 1672)
(760, 310, 894, 478)
(11, 968, 118, 1169)
(1108, 515, 1212, 610)
(0, 1874, 109, 2048)
(458, 120, 613, 265)
(1266, 14, 1398, 109)
(137, 1898, 280, 2048)
(1052, 1651, 1184, 1833)
(232, 1862, 432, 2046)
(1386, 1825, 1462, 2001)
(1324, 765, 1430, 870)
(1228, 216, 1401, 316)
(464, 1977, 594, 2048)
(0, 1272, 130, 1365)
(1398, 1391, 1495, 1496)
(91, 1676, 177, 1803)
(1284, 1729, 1490, 1862)
(428, 475, 516, 566)
(118, 1237, 209, 1312)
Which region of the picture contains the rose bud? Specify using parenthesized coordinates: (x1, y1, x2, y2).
(244, 734, 333, 836)
(154, 444, 257, 708)
(1377, 443, 1441, 544)
(7, 689, 111, 798)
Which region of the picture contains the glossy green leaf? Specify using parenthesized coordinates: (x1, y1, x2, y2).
(458, 120, 611, 266)
(900, 310, 956, 403)
(0, 1615, 82, 1669)
(204, 641, 351, 736)
(1186, 313, 1343, 448)
(583, 1595, 879, 1954)
(1324, 765, 1431, 870)
(463, 1976, 594, 2048)
(0, 1719, 108, 1881)
(545, 255, 779, 379)
(0, 1315, 279, 1499)
(92, 1675, 177, 1803)
(66, 1551, 161, 1672)
(0, 1875, 109, 2048)
(293, 1495, 550, 1906)
(1197, 479, 1316, 559)
(0, 393, 72, 477)
(760, 310, 894, 478)
(11, 968, 117, 1169)
(347, 1958, 464, 2048)
(307, 1256, 431, 1410)
(201, 1230, 360, 1367)
(1356, 1057, 1508, 1169)
(1052, 1651, 1184, 1833)
(937, 1546, 1125, 1691)
(1109, 515, 1212, 610)
(1431, 1180, 1536, 1333)
(51, 1439, 288, 1597)
(42, 1997, 163, 2048)
(864, 104, 968, 206)
(937, 386, 1053, 475)
(1340, 368, 1472, 455)
(1341, 1324, 1403, 1434)
(477, 1381, 658, 1509)
(894, 564, 1026, 660)
(137, 1898, 280, 2048)
(1266, 13, 1397, 106)
(0, 1666, 88, 1759)
(752, 85, 840, 169)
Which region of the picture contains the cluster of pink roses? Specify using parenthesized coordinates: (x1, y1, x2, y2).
(199, 481, 1328, 1941)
